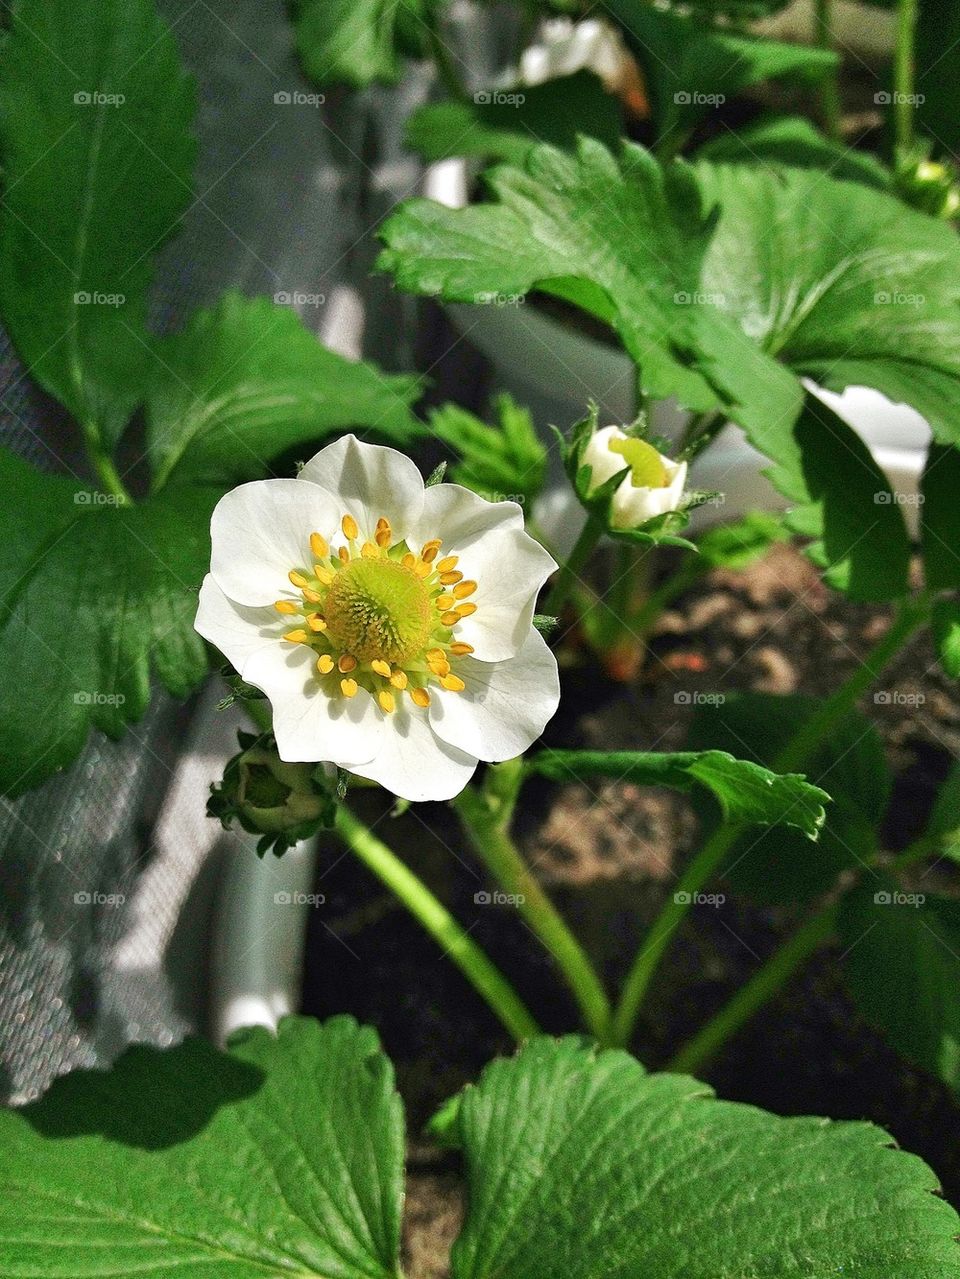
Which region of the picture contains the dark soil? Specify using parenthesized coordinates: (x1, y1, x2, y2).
(300, 542, 960, 1275)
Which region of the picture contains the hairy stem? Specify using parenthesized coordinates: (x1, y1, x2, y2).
(814, 0, 842, 141)
(543, 510, 606, 620)
(81, 418, 133, 505)
(893, 0, 919, 156)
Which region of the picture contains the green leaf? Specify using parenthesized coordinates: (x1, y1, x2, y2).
(780, 392, 910, 602)
(924, 762, 960, 867)
(448, 1036, 960, 1279)
(293, 0, 432, 88)
(405, 70, 622, 166)
(841, 884, 960, 1097)
(145, 292, 423, 489)
(698, 115, 892, 190)
(921, 443, 960, 592)
(603, 2, 837, 148)
(428, 393, 546, 507)
(0, 449, 218, 796)
(0, 0, 196, 447)
(0, 1015, 405, 1277)
(695, 510, 787, 569)
(932, 597, 960, 679)
(688, 692, 889, 903)
(526, 746, 830, 837)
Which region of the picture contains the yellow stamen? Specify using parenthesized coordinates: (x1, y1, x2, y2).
(439, 571, 463, 586)
(402, 552, 416, 570)
(283, 629, 308, 643)
(429, 659, 451, 678)
(456, 602, 477, 618)
(437, 594, 456, 610)
(390, 670, 408, 690)
(317, 654, 335, 675)
(339, 546, 350, 564)
(453, 580, 477, 599)
(338, 654, 357, 673)
(302, 587, 322, 604)
(375, 518, 392, 548)
(371, 659, 391, 678)
(414, 560, 433, 578)
(275, 600, 297, 614)
(361, 541, 379, 558)
(426, 649, 445, 663)
(437, 556, 458, 573)
(310, 532, 328, 559)
(289, 570, 309, 588)
(441, 610, 460, 627)
(421, 544, 440, 564)
(410, 687, 431, 707)
(451, 642, 474, 655)
(307, 615, 327, 632)
(314, 565, 335, 586)
(342, 513, 359, 540)
(341, 677, 358, 697)
(440, 673, 465, 692)
(378, 690, 396, 714)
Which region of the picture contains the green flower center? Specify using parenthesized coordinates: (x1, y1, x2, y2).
(323, 557, 432, 665)
(608, 437, 668, 488)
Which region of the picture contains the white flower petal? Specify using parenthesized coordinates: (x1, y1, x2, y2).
(210, 479, 341, 606)
(611, 457, 687, 529)
(348, 703, 478, 802)
(419, 483, 557, 660)
(582, 424, 630, 495)
(428, 628, 560, 761)
(242, 644, 380, 768)
(194, 575, 281, 670)
(297, 433, 425, 537)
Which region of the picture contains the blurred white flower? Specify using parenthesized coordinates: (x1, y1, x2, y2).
(520, 18, 642, 107)
(195, 436, 560, 802)
(583, 425, 688, 529)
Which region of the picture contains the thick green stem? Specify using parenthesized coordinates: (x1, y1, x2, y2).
(893, 0, 919, 156)
(667, 905, 838, 1076)
(81, 418, 132, 505)
(610, 595, 928, 1049)
(814, 0, 842, 141)
(543, 510, 606, 620)
(454, 785, 613, 1041)
(336, 805, 539, 1042)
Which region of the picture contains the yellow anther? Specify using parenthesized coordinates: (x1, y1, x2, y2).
(361, 541, 379, 558)
(456, 602, 478, 618)
(316, 654, 335, 674)
(342, 513, 359, 540)
(451, 642, 474, 655)
(302, 587, 322, 604)
(439, 571, 463, 586)
(341, 677, 358, 698)
(426, 649, 445, 663)
(437, 594, 456, 610)
(410, 687, 431, 708)
(440, 673, 465, 692)
(338, 654, 357, 673)
(441, 610, 460, 627)
(421, 544, 440, 563)
(437, 556, 458, 573)
(283, 629, 309, 644)
(371, 659, 391, 678)
(414, 560, 433, 578)
(314, 565, 335, 585)
(310, 532, 328, 559)
(378, 690, 396, 714)
(430, 659, 451, 678)
(375, 518, 392, 549)
(289, 570, 309, 588)
(402, 552, 416, 570)
(339, 546, 350, 564)
(307, 615, 327, 632)
(275, 600, 297, 614)
(390, 670, 408, 689)
(453, 580, 477, 599)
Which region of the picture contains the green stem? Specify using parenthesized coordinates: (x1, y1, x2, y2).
(454, 785, 613, 1041)
(667, 905, 838, 1076)
(814, 0, 842, 141)
(609, 594, 928, 1049)
(893, 0, 919, 156)
(543, 510, 606, 620)
(336, 805, 539, 1042)
(81, 418, 133, 505)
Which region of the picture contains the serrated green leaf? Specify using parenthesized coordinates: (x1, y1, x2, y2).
(603, 1, 837, 148)
(0, 0, 196, 447)
(0, 449, 218, 796)
(145, 291, 423, 490)
(932, 597, 960, 679)
(698, 115, 892, 189)
(841, 884, 960, 1098)
(922, 443, 960, 592)
(695, 510, 787, 568)
(0, 1015, 405, 1277)
(449, 1036, 960, 1279)
(688, 692, 889, 903)
(294, 0, 432, 88)
(429, 393, 546, 507)
(526, 746, 829, 837)
(405, 70, 622, 166)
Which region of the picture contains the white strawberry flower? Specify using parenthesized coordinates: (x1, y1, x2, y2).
(583, 425, 688, 530)
(195, 435, 560, 802)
